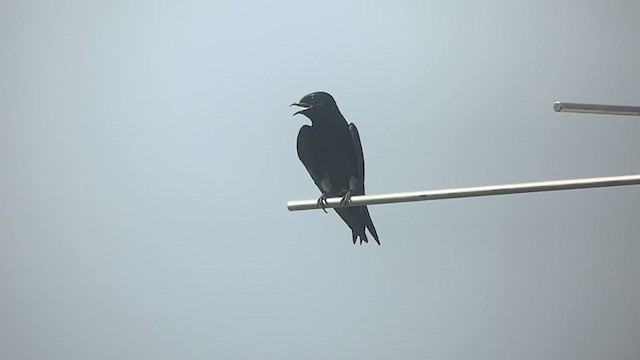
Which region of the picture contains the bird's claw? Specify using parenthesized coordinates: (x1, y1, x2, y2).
(316, 194, 328, 213)
(340, 191, 352, 206)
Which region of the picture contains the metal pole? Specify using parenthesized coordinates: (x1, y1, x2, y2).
(554, 102, 640, 116)
(287, 174, 640, 211)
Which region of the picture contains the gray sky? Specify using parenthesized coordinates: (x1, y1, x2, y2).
(2, 1, 640, 359)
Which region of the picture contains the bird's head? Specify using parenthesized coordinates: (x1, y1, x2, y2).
(290, 92, 337, 118)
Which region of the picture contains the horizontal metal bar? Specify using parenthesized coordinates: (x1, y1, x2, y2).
(287, 174, 640, 211)
(554, 101, 640, 116)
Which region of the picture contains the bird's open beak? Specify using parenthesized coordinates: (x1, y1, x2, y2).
(290, 102, 312, 116)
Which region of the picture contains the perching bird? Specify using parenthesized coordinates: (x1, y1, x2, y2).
(291, 92, 380, 245)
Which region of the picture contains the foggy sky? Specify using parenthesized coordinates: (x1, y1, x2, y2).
(2, 1, 639, 359)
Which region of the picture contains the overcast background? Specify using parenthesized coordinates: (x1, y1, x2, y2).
(2, 1, 640, 359)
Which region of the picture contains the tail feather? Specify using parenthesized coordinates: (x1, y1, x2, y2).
(362, 206, 379, 245)
(336, 206, 380, 245)
(352, 230, 368, 244)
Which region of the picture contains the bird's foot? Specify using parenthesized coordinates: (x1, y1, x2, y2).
(340, 191, 352, 206)
(316, 194, 329, 213)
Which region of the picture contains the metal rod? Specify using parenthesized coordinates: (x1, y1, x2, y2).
(554, 102, 640, 116)
(287, 174, 640, 211)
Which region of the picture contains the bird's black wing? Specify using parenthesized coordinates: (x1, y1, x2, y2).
(297, 125, 324, 193)
(348, 123, 365, 194)
(347, 123, 380, 245)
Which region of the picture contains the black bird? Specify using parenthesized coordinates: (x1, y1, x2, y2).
(291, 92, 380, 245)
